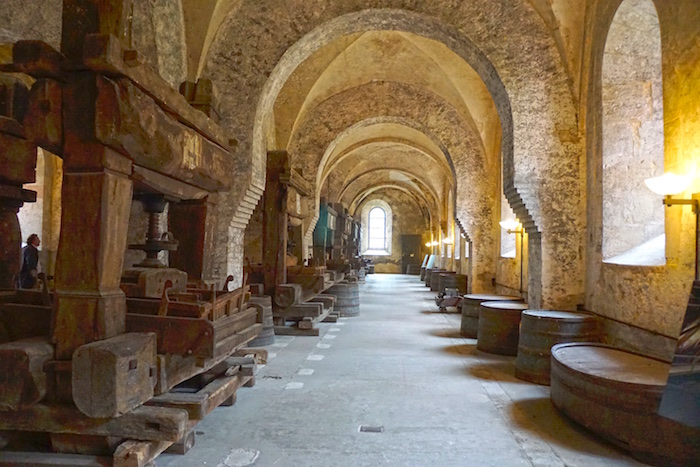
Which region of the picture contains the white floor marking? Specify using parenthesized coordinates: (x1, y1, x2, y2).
(329, 327, 341, 332)
(284, 382, 304, 390)
(267, 352, 278, 359)
(316, 343, 331, 349)
(322, 334, 336, 340)
(306, 354, 324, 361)
(297, 368, 315, 375)
(216, 448, 260, 467)
(271, 342, 289, 347)
(334, 322, 345, 325)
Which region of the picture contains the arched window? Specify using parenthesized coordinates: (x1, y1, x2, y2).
(360, 199, 392, 255)
(368, 207, 386, 250)
(602, 0, 664, 265)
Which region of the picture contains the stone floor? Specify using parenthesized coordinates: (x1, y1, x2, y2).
(159, 274, 643, 467)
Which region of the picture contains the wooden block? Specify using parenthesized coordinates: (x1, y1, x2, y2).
(221, 393, 237, 406)
(72, 333, 157, 418)
(0, 133, 37, 185)
(113, 439, 172, 467)
(298, 317, 314, 330)
(0, 404, 187, 442)
(243, 376, 255, 388)
(274, 283, 302, 308)
(233, 348, 268, 364)
(274, 326, 320, 337)
(0, 337, 54, 411)
(12, 40, 66, 79)
(24, 78, 62, 155)
(147, 373, 242, 420)
(50, 433, 122, 456)
(164, 429, 195, 455)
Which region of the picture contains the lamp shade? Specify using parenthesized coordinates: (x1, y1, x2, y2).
(644, 172, 693, 196)
(499, 219, 520, 231)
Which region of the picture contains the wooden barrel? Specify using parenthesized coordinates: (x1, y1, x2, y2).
(425, 268, 444, 288)
(405, 264, 421, 275)
(550, 343, 700, 466)
(328, 282, 360, 317)
(432, 271, 455, 292)
(437, 273, 467, 294)
(460, 294, 522, 338)
(247, 295, 274, 346)
(515, 311, 599, 385)
(476, 301, 529, 356)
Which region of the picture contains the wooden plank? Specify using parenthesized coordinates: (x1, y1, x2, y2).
(273, 303, 323, 319)
(213, 308, 258, 342)
(0, 337, 54, 410)
(125, 314, 215, 359)
(164, 428, 195, 455)
(9, 40, 66, 80)
(0, 451, 112, 466)
(232, 348, 268, 364)
(273, 326, 320, 337)
(0, 132, 37, 185)
(113, 439, 172, 467)
(72, 333, 157, 418)
(263, 151, 289, 296)
(0, 303, 52, 341)
(0, 404, 187, 442)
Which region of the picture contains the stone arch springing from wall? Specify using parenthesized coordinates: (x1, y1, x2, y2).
(601, 0, 664, 265)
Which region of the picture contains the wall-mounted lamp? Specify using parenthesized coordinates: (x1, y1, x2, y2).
(442, 238, 454, 245)
(500, 219, 525, 294)
(645, 172, 699, 279)
(425, 242, 431, 247)
(431, 241, 440, 247)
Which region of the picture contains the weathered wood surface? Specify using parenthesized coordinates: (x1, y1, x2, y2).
(460, 294, 522, 338)
(263, 151, 288, 296)
(153, 322, 260, 395)
(0, 302, 52, 342)
(72, 333, 157, 418)
(0, 404, 187, 442)
(82, 34, 234, 153)
(550, 343, 700, 466)
(113, 439, 172, 467)
(0, 451, 112, 466)
(24, 78, 62, 155)
(49, 433, 122, 456)
(287, 274, 328, 295)
(0, 133, 37, 185)
(0, 337, 54, 410)
(7, 40, 66, 80)
(274, 283, 303, 308)
(93, 74, 233, 193)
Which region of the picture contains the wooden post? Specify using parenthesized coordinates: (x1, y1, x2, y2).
(263, 151, 288, 296)
(169, 196, 218, 281)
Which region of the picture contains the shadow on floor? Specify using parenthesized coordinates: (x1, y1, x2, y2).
(441, 343, 477, 357)
(509, 397, 634, 458)
(464, 361, 518, 382)
(427, 328, 463, 339)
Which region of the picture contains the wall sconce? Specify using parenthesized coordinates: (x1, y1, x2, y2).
(425, 242, 431, 247)
(500, 219, 525, 294)
(645, 172, 699, 279)
(431, 241, 440, 247)
(442, 238, 454, 245)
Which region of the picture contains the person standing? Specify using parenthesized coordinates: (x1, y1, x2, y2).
(19, 234, 40, 289)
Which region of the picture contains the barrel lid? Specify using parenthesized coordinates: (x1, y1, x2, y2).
(523, 310, 596, 321)
(551, 343, 669, 386)
(464, 294, 522, 301)
(480, 301, 529, 310)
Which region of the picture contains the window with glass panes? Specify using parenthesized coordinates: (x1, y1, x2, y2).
(368, 207, 386, 250)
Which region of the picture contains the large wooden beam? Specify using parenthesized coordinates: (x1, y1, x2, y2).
(263, 151, 289, 296)
(0, 404, 187, 442)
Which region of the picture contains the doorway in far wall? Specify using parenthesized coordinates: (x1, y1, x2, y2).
(401, 235, 422, 274)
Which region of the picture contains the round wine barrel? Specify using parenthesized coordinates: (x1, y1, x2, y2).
(515, 310, 599, 385)
(247, 295, 274, 346)
(476, 301, 529, 356)
(328, 282, 360, 317)
(425, 268, 445, 288)
(357, 268, 366, 283)
(460, 294, 522, 338)
(437, 272, 467, 294)
(432, 271, 455, 292)
(550, 343, 700, 466)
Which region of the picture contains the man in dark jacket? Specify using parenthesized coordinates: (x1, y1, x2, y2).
(19, 234, 40, 289)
